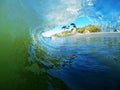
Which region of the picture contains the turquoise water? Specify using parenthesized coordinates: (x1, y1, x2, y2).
(0, 0, 120, 90)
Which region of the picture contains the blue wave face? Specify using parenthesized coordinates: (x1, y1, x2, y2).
(19, 0, 120, 32)
(88, 0, 120, 22)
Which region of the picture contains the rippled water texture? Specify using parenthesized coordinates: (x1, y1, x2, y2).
(41, 33, 120, 90)
(0, 0, 120, 90)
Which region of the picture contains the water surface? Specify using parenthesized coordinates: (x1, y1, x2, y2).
(41, 33, 120, 90)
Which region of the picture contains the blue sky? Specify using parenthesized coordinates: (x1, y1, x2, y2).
(42, 16, 93, 37)
(56, 16, 93, 30)
(71, 16, 93, 27)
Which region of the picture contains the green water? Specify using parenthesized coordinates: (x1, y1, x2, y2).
(0, 0, 30, 89)
(0, 1, 69, 90)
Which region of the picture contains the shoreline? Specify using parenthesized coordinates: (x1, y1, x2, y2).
(50, 32, 120, 38)
(75, 32, 120, 35)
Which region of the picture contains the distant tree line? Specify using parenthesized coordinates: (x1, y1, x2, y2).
(61, 23, 77, 30)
